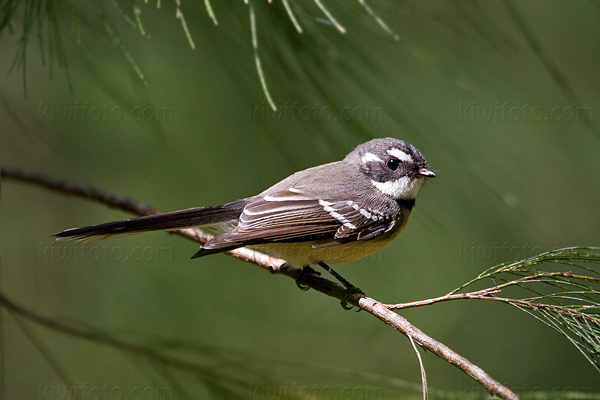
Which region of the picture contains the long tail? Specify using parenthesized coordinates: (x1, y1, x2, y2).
(52, 199, 249, 241)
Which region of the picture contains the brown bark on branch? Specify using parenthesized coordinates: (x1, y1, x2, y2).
(1, 166, 519, 400)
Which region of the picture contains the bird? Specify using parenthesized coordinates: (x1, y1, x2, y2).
(53, 138, 435, 307)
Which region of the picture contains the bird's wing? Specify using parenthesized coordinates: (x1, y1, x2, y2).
(200, 189, 395, 253)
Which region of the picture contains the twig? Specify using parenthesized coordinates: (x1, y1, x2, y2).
(409, 336, 428, 400)
(386, 272, 600, 324)
(1, 167, 519, 400)
(386, 287, 501, 310)
(358, 297, 517, 399)
(0, 293, 223, 381)
(5, 305, 78, 400)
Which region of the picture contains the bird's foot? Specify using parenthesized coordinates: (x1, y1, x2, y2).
(340, 284, 365, 310)
(315, 261, 364, 310)
(295, 266, 320, 291)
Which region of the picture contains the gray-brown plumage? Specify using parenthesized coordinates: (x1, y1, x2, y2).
(54, 138, 435, 268)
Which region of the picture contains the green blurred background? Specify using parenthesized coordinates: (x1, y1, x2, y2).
(1, 1, 599, 399)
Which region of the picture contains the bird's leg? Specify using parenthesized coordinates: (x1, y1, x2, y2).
(316, 261, 358, 289)
(295, 265, 320, 291)
(317, 261, 364, 310)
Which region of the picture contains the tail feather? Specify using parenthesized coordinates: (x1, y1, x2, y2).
(53, 199, 249, 241)
(189, 232, 261, 259)
(190, 246, 228, 259)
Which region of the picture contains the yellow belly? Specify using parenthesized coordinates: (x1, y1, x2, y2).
(251, 218, 408, 266)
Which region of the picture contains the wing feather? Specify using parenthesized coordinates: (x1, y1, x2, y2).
(202, 189, 394, 252)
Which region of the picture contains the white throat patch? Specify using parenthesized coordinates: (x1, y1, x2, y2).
(371, 176, 424, 200)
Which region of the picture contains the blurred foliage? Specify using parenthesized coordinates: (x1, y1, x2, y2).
(1, 1, 600, 399)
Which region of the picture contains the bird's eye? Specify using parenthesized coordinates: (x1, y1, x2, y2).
(386, 158, 400, 171)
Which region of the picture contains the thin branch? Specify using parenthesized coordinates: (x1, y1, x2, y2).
(409, 336, 428, 400)
(1, 167, 518, 400)
(388, 274, 600, 325)
(5, 307, 78, 400)
(388, 272, 585, 310)
(359, 297, 516, 399)
(0, 293, 238, 392)
(386, 288, 501, 310)
(388, 252, 600, 373)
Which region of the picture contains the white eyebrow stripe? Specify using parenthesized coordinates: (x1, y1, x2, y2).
(361, 152, 383, 164)
(387, 148, 413, 163)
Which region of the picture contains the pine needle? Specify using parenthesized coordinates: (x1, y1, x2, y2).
(175, 0, 195, 50)
(282, 0, 302, 33)
(388, 247, 600, 374)
(249, 3, 277, 111)
(313, 0, 346, 34)
(358, 0, 399, 40)
(133, 5, 146, 36)
(204, 0, 218, 25)
(98, 9, 148, 86)
(454, 247, 600, 373)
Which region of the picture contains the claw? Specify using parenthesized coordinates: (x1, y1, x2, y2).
(295, 266, 320, 291)
(341, 299, 354, 310)
(296, 280, 310, 291)
(312, 261, 365, 310)
(339, 285, 364, 311)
